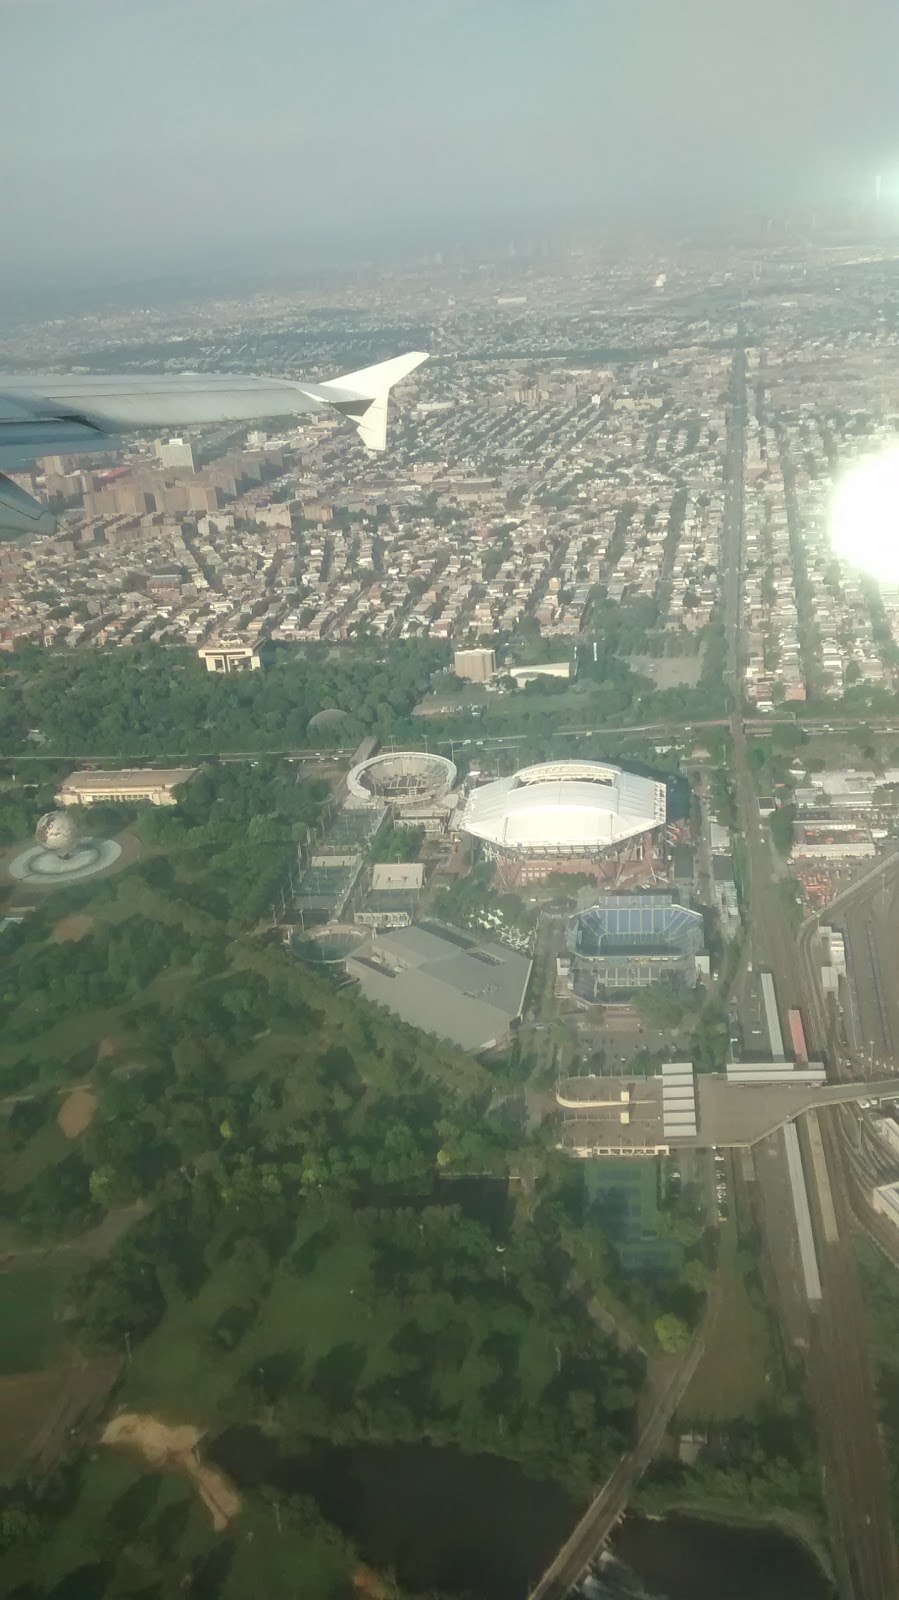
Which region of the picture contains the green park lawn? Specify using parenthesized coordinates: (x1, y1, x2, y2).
(89, 872, 228, 939)
(679, 1224, 775, 1423)
(0, 1006, 124, 1083)
(2, 1118, 72, 1196)
(123, 1207, 558, 1433)
(0, 1446, 352, 1600)
(0, 1263, 64, 1373)
(854, 1233, 899, 1532)
(123, 1219, 371, 1420)
(0, 746, 643, 1598)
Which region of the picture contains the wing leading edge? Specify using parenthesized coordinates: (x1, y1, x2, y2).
(0, 351, 427, 536)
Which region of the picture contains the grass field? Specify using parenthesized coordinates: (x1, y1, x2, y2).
(2, 1119, 71, 1195)
(0, 1365, 69, 1478)
(0, 877, 219, 1110)
(0, 1448, 350, 1600)
(123, 1204, 558, 1436)
(679, 1224, 775, 1423)
(0, 1006, 124, 1081)
(123, 1219, 371, 1420)
(0, 1260, 84, 1480)
(0, 1263, 63, 1374)
(87, 874, 225, 939)
(853, 1232, 899, 1535)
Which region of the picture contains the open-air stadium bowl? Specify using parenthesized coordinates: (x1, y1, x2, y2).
(346, 750, 457, 804)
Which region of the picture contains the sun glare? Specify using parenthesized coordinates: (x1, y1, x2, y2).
(830, 446, 899, 585)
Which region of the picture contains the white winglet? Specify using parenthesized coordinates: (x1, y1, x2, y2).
(314, 351, 428, 452)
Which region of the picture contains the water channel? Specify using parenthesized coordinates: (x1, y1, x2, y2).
(210, 1429, 835, 1600)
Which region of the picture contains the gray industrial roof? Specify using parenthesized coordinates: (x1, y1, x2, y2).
(346, 922, 532, 1052)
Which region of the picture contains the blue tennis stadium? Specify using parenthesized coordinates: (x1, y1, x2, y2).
(566, 892, 705, 996)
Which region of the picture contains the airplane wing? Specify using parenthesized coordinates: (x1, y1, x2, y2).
(0, 350, 427, 536)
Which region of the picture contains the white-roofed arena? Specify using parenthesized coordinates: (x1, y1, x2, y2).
(458, 760, 667, 889)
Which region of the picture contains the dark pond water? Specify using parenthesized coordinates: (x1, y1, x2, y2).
(609, 1514, 835, 1600)
(211, 1429, 574, 1598)
(211, 1430, 834, 1600)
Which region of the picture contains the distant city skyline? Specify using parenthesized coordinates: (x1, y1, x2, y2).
(4, 0, 899, 291)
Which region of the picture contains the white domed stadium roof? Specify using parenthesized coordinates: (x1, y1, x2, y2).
(459, 761, 666, 854)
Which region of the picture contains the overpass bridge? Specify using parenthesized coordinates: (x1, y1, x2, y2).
(558, 1074, 898, 1159)
(688, 1076, 898, 1150)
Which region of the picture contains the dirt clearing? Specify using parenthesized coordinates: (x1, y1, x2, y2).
(57, 1086, 98, 1139)
(353, 1569, 392, 1600)
(628, 653, 704, 689)
(101, 1412, 241, 1530)
(51, 914, 94, 943)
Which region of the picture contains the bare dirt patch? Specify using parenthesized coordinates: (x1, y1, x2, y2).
(101, 1411, 242, 1531)
(57, 1086, 98, 1139)
(628, 652, 704, 689)
(50, 914, 94, 944)
(353, 1569, 392, 1600)
(97, 1035, 120, 1062)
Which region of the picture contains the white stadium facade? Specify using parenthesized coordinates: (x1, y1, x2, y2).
(458, 760, 667, 888)
(346, 750, 457, 803)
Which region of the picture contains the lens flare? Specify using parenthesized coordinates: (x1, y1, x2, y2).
(830, 446, 899, 585)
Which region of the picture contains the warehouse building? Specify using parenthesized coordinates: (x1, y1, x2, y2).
(872, 1179, 899, 1232)
(354, 862, 425, 929)
(791, 824, 876, 861)
(345, 920, 531, 1051)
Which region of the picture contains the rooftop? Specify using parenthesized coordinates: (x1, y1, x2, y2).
(371, 862, 424, 891)
(346, 920, 532, 1051)
(459, 761, 666, 855)
(58, 766, 196, 793)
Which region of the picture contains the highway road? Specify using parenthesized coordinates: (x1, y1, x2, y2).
(8, 721, 899, 768)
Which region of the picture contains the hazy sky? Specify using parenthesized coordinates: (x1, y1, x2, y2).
(3, 0, 899, 286)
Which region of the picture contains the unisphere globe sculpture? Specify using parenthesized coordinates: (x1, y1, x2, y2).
(35, 811, 80, 857)
(7, 808, 122, 888)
